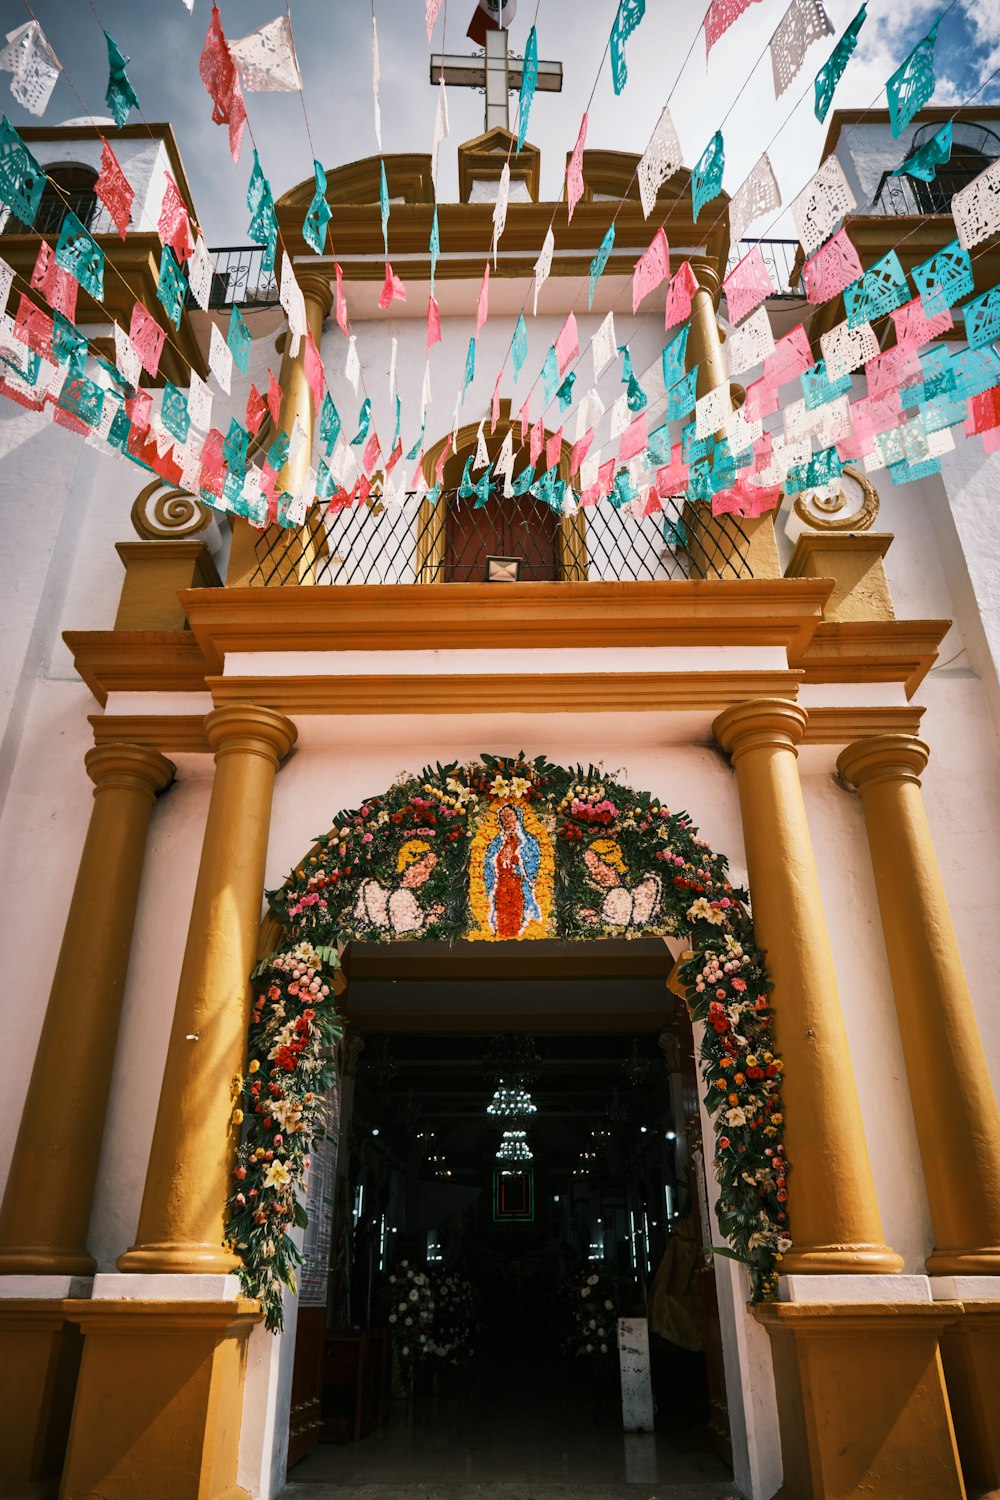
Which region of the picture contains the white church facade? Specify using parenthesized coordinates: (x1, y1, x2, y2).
(0, 67, 999, 1500)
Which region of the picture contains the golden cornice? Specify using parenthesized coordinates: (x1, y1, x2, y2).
(89, 713, 211, 754)
(280, 197, 727, 276)
(788, 619, 951, 698)
(801, 705, 926, 744)
(86, 697, 925, 754)
(179, 580, 834, 662)
(206, 669, 804, 717)
(276, 154, 435, 210)
(64, 630, 209, 706)
(0, 233, 207, 384)
(808, 220, 1000, 345)
(66, 585, 950, 708)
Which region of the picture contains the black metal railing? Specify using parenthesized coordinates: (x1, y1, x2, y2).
(245, 491, 755, 587)
(872, 163, 993, 217)
(3, 191, 99, 238)
(199, 246, 279, 309)
(725, 239, 802, 296)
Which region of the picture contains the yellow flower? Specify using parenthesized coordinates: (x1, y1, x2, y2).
(510, 776, 532, 798)
(232, 1109, 244, 1125)
(248, 1060, 260, 1073)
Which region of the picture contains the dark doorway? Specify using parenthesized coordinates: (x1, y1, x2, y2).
(286, 941, 735, 1494)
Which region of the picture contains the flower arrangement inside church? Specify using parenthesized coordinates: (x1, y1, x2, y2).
(234, 754, 788, 1327)
(561, 1267, 619, 1365)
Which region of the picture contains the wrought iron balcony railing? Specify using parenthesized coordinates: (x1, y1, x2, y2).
(244, 490, 756, 587)
(871, 166, 985, 217)
(725, 239, 802, 297)
(196, 246, 280, 309)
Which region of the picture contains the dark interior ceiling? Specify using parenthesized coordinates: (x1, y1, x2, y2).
(344, 937, 682, 1034)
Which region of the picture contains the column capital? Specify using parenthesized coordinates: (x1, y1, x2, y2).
(85, 743, 174, 800)
(838, 734, 930, 791)
(688, 256, 722, 304)
(713, 697, 807, 760)
(204, 704, 297, 766)
(297, 269, 334, 321)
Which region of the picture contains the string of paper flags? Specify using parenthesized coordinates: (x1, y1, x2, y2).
(0, 0, 999, 531)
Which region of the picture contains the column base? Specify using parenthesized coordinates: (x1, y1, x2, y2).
(0, 1247, 96, 1277)
(754, 1300, 966, 1500)
(927, 1248, 1000, 1276)
(938, 1300, 1000, 1500)
(777, 1241, 905, 1276)
(0, 1300, 84, 1494)
(115, 1241, 241, 1276)
(61, 1297, 261, 1500)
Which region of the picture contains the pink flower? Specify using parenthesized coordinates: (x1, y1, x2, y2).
(732, 978, 747, 992)
(716, 988, 727, 999)
(362, 832, 373, 843)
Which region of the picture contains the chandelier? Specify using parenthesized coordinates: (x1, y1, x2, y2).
(623, 1038, 650, 1088)
(496, 1129, 533, 1164)
(483, 1033, 541, 1087)
(487, 1084, 538, 1120)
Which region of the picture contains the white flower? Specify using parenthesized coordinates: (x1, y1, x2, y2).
(726, 1107, 747, 1127)
(388, 1314, 397, 1323)
(262, 1159, 291, 1190)
(581, 1287, 589, 1298)
(510, 776, 531, 798)
(604, 1299, 614, 1310)
(490, 775, 511, 797)
(686, 897, 726, 926)
(409, 1289, 419, 1300)
(587, 1275, 599, 1285)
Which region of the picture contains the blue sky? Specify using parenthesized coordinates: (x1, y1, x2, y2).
(3, 0, 1000, 245)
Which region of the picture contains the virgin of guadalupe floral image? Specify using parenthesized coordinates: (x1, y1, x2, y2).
(581, 838, 662, 930)
(484, 804, 542, 938)
(353, 839, 444, 937)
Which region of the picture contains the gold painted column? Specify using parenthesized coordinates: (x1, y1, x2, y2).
(0, 744, 174, 1275)
(714, 699, 901, 1274)
(118, 705, 296, 1274)
(227, 269, 334, 586)
(687, 258, 730, 405)
(837, 735, 1000, 1274)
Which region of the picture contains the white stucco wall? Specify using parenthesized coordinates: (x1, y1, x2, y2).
(832, 114, 1000, 209)
(1, 149, 999, 1499)
(27, 128, 177, 242)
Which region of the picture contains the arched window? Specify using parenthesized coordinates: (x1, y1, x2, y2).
(4, 162, 98, 237)
(877, 121, 1000, 216)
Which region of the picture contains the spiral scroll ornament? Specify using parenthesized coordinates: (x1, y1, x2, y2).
(130, 480, 214, 541)
(793, 467, 880, 532)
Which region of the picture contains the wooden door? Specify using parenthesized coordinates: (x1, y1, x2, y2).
(286, 1306, 326, 1469)
(444, 492, 560, 581)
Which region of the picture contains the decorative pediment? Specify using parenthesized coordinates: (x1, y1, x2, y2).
(458, 127, 540, 202)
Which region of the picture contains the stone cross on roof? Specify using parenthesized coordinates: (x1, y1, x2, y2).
(430, 27, 562, 134)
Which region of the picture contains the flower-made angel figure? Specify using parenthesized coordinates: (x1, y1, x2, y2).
(354, 838, 444, 937)
(581, 838, 661, 930)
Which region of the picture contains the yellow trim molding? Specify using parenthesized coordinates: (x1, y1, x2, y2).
(788, 619, 950, 697)
(179, 579, 833, 660)
(206, 669, 804, 716)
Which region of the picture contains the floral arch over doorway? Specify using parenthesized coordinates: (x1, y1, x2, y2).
(228, 753, 788, 1329)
